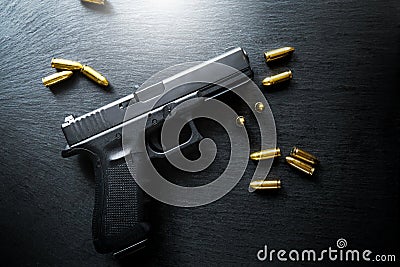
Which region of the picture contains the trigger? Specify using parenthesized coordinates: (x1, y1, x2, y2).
(147, 120, 203, 159)
(187, 121, 203, 145)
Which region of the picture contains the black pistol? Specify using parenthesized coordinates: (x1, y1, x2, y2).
(61, 48, 253, 257)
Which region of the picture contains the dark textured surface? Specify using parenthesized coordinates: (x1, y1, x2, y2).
(0, 0, 399, 266)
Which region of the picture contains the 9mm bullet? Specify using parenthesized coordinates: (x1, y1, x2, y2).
(290, 146, 319, 165)
(262, 70, 292, 87)
(42, 71, 73, 87)
(250, 180, 281, 190)
(264, 47, 295, 62)
(81, 65, 109, 87)
(81, 0, 105, 5)
(250, 148, 281, 160)
(255, 102, 265, 113)
(286, 156, 315, 176)
(51, 58, 83, 71)
(236, 116, 245, 126)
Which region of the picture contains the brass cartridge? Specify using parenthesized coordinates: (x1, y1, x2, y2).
(250, 180, 281, 190)
(250, 148, 281, 161)
(286, 156, 315, 176)
(236, 116, 245, 126)
(262, 70, 292, 86)
(51, 58, 83, 71)
(264, 47, 295, 62)
(255, 102, 265, 112)
(42, 71, 73, 87)
(81, 65, 109, 87)
(290, 146, 319, 165)
(81, 0, 105, 5)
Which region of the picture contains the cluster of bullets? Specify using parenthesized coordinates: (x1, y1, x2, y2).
(246, 46, 317, 191)
(42, 58, 109, 88)
(249, 147, 319, 190)
(286, 147, 319, 175)
(262, 47, 294, 87)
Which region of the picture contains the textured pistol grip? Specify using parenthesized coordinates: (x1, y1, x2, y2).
(92, 157, 149, 254)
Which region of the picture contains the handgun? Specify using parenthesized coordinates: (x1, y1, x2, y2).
(61, 48, 253, 257)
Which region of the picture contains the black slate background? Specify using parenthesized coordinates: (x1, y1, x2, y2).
(0, 0, 399, 266)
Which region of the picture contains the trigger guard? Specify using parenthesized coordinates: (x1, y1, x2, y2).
(146, 120, 203, 159)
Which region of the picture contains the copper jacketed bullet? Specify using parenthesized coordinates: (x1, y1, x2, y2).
(290, 146, 319, 165)
(81, 65, 109, 87)
(51, 58, 83, 71)
(286, 156, 315, 176)
(250, 180, 281, 190)
(42, 71, 73, 87)
(250, 148, 281, 161)
(262, 70, 292, 86)
(264, 47, 295, 62)
(81, 0, 105, 5)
